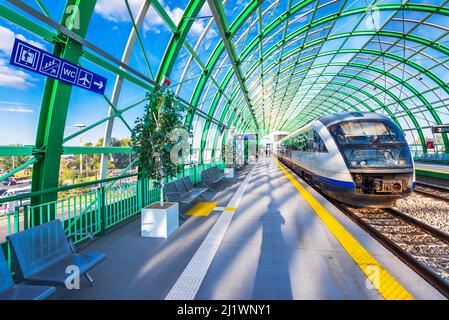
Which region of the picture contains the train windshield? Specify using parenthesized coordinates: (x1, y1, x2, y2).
(329, 120, 412, 168)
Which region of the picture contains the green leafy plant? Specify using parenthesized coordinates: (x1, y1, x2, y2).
(131, 87, 183, 206)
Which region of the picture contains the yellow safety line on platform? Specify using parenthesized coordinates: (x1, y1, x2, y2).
(224, 207, 236, 212)
(186, 202, 218, 216)
(274, 159, 414, 300)
(416, 167, 449, 174)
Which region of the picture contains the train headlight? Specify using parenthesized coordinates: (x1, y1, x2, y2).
(399, 160, 405, 166)
(360, 161, 366, 166)
(351, 160, 357, 167)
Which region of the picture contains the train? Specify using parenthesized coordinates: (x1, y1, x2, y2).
(278, 112, 415, 208)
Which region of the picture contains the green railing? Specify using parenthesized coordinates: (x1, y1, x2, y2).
(0, 161, 226, 274)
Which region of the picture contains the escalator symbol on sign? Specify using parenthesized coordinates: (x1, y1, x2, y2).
(10, 38, 107, 95)
(39, 54, 61, 77)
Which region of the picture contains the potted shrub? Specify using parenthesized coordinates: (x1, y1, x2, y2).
(131, 87, 183, 238)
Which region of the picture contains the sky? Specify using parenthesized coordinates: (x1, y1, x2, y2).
(0, 0, 449, 151)
(0, 0, 217, 146)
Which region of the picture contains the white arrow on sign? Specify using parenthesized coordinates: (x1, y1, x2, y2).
(94, 81, 103, 89)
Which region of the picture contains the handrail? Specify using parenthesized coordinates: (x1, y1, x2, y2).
(0, 162, 221, 205)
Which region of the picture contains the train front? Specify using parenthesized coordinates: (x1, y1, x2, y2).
(327, 117, 414, 208)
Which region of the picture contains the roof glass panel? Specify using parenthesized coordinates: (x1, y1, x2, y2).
(4, 0, 449, 191)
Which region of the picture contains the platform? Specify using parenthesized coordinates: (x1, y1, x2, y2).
(415, 162, 449, 181)
(51, 159, 445, 300)
(415, 162, 449, 173)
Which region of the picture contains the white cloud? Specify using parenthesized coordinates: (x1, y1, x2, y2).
(95, 0, 209, 37)
(0, 25, 45, 89)
(0, 58, 37, 89)
(94, 0, 143, 23)
(0, 106, 33, 113)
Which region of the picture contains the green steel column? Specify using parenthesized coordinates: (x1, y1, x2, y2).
(31, 0, 97, 223)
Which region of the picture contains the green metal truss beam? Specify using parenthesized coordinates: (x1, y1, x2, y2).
(207, 0, 259, 130)
(0, 146, 34, 157)
(156, 0, 206, 84)
(0, 1, 231, 141)
(63, 146, 134, 155)
(213, 29, 449, 149)
(193, 1, 449, 152)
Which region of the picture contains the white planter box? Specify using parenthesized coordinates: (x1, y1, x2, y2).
(141, 202, 179, 238)
(224, 168, 234, 178)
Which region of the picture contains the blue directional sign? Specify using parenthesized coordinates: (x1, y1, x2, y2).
(10, 38, 107, 95)
(236, 133, 258, 140)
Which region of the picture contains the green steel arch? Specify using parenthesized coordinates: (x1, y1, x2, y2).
(193, 3, 449, 157)
(204, 29, 449, 146)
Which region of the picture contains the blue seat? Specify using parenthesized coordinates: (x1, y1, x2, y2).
(164, 178, 207, 204)
(200, 166, 225, 191)
(0, 250, 55, 300)
(7, 220, 105, 288)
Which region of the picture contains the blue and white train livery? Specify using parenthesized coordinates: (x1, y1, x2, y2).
(278, 112, 415, 208)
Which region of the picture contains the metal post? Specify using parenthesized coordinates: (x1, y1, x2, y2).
(99, 186, 106, 235)
(30, 0, 97, 225)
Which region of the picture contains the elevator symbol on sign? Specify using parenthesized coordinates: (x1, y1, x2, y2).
(14, 42, 40, 70)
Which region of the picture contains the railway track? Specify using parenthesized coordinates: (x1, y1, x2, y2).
(334, 203, 449, 299)
(414, 181, 449, 202)
(281, 158, 449, 298)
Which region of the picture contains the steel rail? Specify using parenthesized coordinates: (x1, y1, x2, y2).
(279, 157, 449, 299)
(336, 204, 449, 299)
(414, 183, 449, 203)
(416, 181, 449, 194)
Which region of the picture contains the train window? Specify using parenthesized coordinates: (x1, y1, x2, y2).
(328, 120, 412, 168)
(282, 129, 327, 153)
(330, 120, 405, 145)
(316, 131, 328, 153)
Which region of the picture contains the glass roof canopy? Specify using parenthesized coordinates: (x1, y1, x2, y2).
(1, 0, 449, 199)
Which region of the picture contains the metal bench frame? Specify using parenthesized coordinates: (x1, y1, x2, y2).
(7, 220, 106, 289)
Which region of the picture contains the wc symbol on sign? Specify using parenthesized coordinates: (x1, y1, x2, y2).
(60, 62, 79, 84)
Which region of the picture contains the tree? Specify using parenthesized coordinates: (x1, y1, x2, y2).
(0, 144, 31, 175)
(131, 87, 183, 207)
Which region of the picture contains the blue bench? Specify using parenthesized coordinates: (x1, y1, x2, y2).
(7, 220, 105, 288)
(200, 166, 225, 191)
(0, 250, 55, 300)
(165, 176, 208, 204)
(416, 153, 449, 164)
